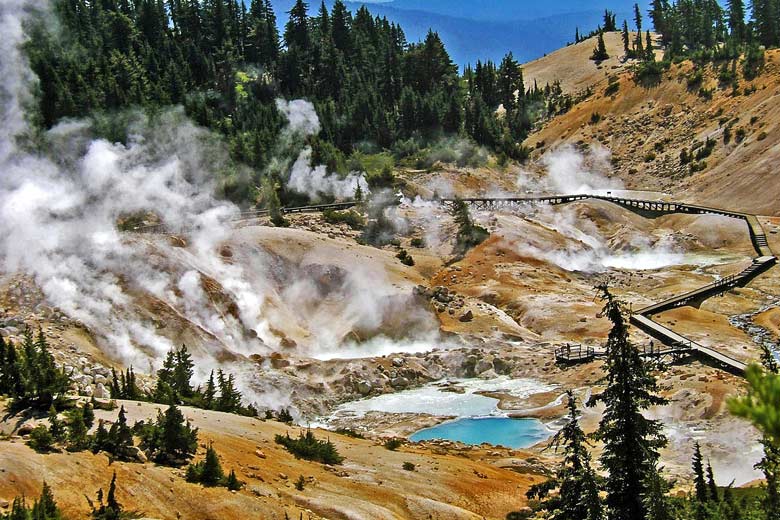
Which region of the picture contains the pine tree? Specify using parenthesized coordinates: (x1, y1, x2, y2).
(527, 391, 603, 520)
(48, 405, 66, 442)
(592, 30, 610, 61)
(67, 405, 90, 451)
(589, 285, 668, 520)
(706, 461, 719, 502)
(634, 3, 644, 54)
(138, 403, 198, 465)
(107, 405, 135, 459)
(90, 472, 122, 520)
(692, 442, 708, 503)
(727, 0, 747, 41)
(224, 469, 242, 490)
(622, 20, 631, 54)
(203, 370, 216, 409)
(199, 443, 224, 485)
(31, 481, 62, 520)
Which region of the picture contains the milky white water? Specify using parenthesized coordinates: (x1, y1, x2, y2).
(331, 377, 558, 418)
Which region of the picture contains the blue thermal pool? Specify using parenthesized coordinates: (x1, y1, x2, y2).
(409, 416, 551, 448)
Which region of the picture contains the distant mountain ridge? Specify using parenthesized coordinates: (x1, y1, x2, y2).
(270, 1, 649, 65)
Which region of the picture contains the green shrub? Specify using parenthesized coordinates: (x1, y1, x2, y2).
(384, 438, 403, 451)
(275, 430, 344, 465)
(28, 425, 56, 453)
(605, 79, 620, 96)
(396, 249, 415, 266)
(679, 148, 691, 165)
(644, 152, 656, 162)
(402, 462, 416, 471)
(295, 475, 306, 491)
(335, 428, 365, 439)
(410, 237, 425, 248)
(757, 131, 768, 141)
(735, 128, 747, 143)
(322, 209, 365, 230)
(694, 138, 716, 160)
(590, 112, 602, 124)
(276, 408, 294, 423)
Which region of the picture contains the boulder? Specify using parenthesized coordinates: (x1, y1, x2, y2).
(356, 380, 373, 396)
(459, 310, 474, 322)
(389, 376, 410, 389)
(474, 359, 493, 375)
(17, 422, 36, 436)
(94, 382, 110, 399)
(255, 450, 267, 459)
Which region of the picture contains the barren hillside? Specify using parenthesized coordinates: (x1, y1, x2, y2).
(524, 45, 780, 216)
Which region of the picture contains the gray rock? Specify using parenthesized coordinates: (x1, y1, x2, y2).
(390, 376, 410, 389)
(391, 357, 404, 367)
(82, 385, 94, 397)
(94, 382, 110, 399)
(459, 310, 474, 322)
(93, 374, 108, 385)
(475, 359, 493, 375)
(356, 380, 373, 396)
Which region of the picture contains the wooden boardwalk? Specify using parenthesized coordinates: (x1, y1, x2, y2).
(130, 192, 775, 376)
(447, 193, 777, 376)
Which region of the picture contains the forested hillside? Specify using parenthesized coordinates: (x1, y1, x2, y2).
(22, 0, 563, 205)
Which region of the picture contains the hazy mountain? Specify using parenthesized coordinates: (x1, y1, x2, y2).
(270, 1, 649, 65)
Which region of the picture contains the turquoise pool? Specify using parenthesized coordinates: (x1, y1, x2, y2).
(409, 416, 551, 448)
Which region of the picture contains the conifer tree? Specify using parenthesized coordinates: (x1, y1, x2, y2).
(67, 406, 90, 451)
(199, 443, 224, 485)
(48, 405, 66, 442)
(692, 442, 708, 503)
(706, 461, 719, 503)
(727, 0, 747, 41)
(203, 370, 217, 409)
(589, 285, 668, 520)
(622, 20, 631, 54)
(527, 391, 602, 520)
(592, 30, 610, 61)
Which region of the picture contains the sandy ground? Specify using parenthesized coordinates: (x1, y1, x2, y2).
(0, 399, 546, 520)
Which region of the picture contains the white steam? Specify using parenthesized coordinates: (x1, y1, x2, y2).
(517, 144, 624, 195)
(287, 148, 368, 201)
(275, 98, 369, 202)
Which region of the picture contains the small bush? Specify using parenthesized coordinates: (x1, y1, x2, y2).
(590, 112, 602, 124)
(735, 128, 747, 143)
(687, 70, 703, 89)
(275, 430, 344, 465)
(396, 249, 415, 266)
(694, 138, 716, 160)
(644, 152, 656, 162)
(679, 148, 691, 165)
(410, 237, 425, 248)
(384, 438, 403, 451)
(750, 115, 760, 125)
(723, 126, 732, 144)
(605, 79, 620, 96)
(690, 161, 707, 173)
(698, 87, 713, 100)
(322, 209, 365, 230)
(28, 425, 56, 453)
(402, 462, 416, 471)
(295, 475, 306, 491)
(335, 428, 365, 439)
(276, 408, 294, 424)
(757, 131, 768, 141)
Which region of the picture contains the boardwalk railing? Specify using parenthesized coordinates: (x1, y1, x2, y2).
(444, 193, 776, 377)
